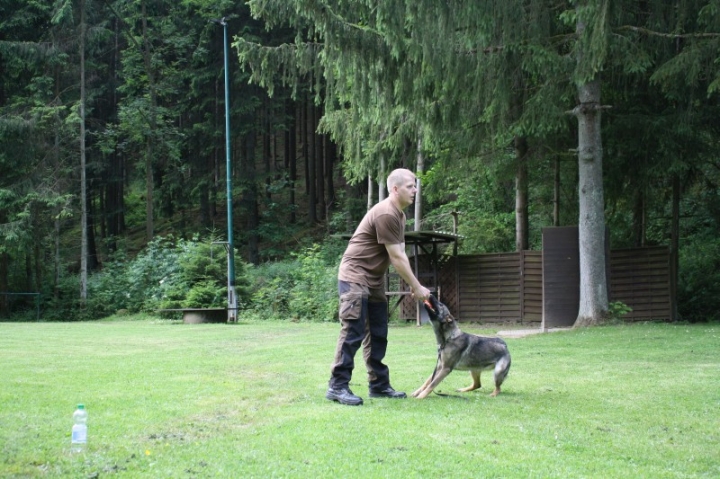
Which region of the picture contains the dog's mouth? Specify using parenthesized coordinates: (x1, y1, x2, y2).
(423, 299, 435, 313)
(423, 296, 453, 323)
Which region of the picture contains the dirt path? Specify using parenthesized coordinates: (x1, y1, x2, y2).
(496, 327, 571, 338)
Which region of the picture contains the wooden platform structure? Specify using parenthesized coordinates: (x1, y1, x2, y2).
(386, 231, 461, 323)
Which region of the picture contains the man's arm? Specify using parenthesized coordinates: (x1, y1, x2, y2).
(385, 243, 431, 300)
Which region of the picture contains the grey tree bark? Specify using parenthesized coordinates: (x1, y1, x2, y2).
(574, 76, 609, 327)
(414, 138, 424, 232)
(515, 136, 529, 251)
(80, 0, 88, 302)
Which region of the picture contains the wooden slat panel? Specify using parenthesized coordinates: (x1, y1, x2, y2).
(609, 246, 671, 321)
(405, 244, 671, 324)
(542, 227, 580, 328)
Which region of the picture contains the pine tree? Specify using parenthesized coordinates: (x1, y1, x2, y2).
(238, 0, 719, 325)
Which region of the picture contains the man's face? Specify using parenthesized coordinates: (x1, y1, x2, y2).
(394, 176, 417, 208)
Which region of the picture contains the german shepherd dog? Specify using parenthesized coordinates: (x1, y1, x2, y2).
(412, 295, 511, 398)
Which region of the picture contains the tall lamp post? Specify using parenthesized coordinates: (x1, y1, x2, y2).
(212, 17, 237, 322)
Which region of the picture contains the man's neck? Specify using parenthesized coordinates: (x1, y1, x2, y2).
(389, 194, 406, 212)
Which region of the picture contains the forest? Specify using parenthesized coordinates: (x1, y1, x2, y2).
(0, 0, 719, 323)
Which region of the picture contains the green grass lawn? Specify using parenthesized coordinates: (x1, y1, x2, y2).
(1, 319, 718, 478)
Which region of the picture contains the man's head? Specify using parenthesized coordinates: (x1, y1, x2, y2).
(387, 168, 417, 209)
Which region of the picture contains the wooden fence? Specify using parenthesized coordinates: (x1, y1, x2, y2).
(609, 246, 673, 321)
(396, 246, 672, 324)
(454, 251, 542, 324)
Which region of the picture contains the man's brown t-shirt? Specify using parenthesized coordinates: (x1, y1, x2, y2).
(338, 198, 405, 289)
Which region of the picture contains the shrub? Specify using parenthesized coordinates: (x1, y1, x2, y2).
(678, 234, 720, 322)
(245, 242, 342, 321)
(39, 235, 250, 320)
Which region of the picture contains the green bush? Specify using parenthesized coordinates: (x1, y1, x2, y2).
(245, 242, 342, 321)
(153, 236, 250, 311)
(182, 280, 227, 308)
(36, 235, 348, 323)
(678, 234, 720, 322)
(607, 301, 633, 324)
(39, 235, 250, 320)
(287, 244, 339, 321)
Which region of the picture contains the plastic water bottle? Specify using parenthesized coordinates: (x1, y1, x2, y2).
(71, 404, 88, 452)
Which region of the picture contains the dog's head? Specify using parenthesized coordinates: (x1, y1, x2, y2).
(423, 295, 454, 324)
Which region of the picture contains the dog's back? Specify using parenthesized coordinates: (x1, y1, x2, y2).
(453, 333, 511, 390)
(458, 335, 510, 370)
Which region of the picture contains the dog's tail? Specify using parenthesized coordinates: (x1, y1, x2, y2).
(494, 353, 511, 389)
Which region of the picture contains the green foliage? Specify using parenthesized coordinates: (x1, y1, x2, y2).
(42, 276, 89, 322)
(153, 236, 250, 311)
(422, 158, 516, 253)
(245, 241, 343, 321)
(39, 235, 250, 320)
(2, 0, 720, 329)
(678, 233, 720, 322)
(181, 280, 226, 308)
(287, 244, 338, 321)
(606, 301, 633, 323)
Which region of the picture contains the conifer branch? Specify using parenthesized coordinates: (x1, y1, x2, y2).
(313, 2, 383, 38)
(616, 25, 720, 39)
(566, 103, 612, 116)
(463, 45, 505, 55)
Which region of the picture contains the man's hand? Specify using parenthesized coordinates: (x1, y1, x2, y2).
(412, 285, 431, 301)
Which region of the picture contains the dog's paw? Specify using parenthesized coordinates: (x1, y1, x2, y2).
(411, 388, 424, 398)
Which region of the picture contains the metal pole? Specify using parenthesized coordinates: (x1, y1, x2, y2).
(221, 18, 237, 322)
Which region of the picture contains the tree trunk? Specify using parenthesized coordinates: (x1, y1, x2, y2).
(414, 138, 424, 231)
(79, 0, 88, 302)
(141, 0, 156, 241)
(243, 133, 260, 264)
(306, 97, 316, 222)
(574, 76, 609, 327)
(633, 188, 645, 247)
(670, 174, 680, 321)
(572, 1, 610, 327)
(378, 155, 386, 201)
(515, 136, 529, 251)
(0, 251, 7, 316)
(105, 15, 124, 250)
(367, 174, 373, 210)
(324, 133, 335, 218)
(263, 101, 272, 201)
(86, 192, 99, 271)
(315, 106, 325, 220)
(553, 157, 560, 226)
(288, 100, 297, 224)
(54, 73, 62, 300)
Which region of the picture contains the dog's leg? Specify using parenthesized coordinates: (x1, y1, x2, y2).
(457, 370, 481, 392)
(414, 367, 453, 399)
(412, 373, 436, 398)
